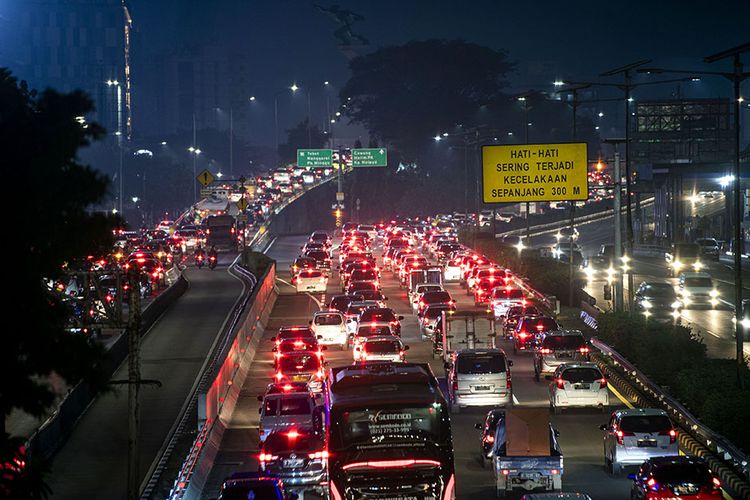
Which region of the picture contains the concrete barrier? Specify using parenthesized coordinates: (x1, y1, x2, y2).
(26, 269, 189, 461)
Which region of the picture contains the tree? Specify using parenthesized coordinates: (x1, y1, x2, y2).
(340, 39, 516, 164)
(1, 68, 117, 497)
(278, 119, 328, 164)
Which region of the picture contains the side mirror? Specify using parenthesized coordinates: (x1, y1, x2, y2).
(317, 335, 323, 340)
(599, 424, 608, 431)
(257, 395, 263, 402)
(404, 345, 410, 351)
(398, 315, 404, 320)
(544, 375, 553, 380)
(270, 336, 276, 342)
(474, 423, 482, 430)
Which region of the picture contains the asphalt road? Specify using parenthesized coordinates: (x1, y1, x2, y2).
(527, 200, 750, 360)
(199, 235, 641, 499)
(46, 254, 245, 500)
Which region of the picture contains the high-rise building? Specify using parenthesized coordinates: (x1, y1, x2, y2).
(0, 0, 132, 137)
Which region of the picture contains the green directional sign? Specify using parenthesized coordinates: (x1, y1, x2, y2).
(352, 148, 388, 167)
(297, 149, 332, 167)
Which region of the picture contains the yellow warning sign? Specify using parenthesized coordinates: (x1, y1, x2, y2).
(236, 197, 248, 211)
(196, 169, 215, 187)
(482, 143, 588, 203)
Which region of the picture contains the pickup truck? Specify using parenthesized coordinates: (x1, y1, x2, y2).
(491, 408, 563, 497)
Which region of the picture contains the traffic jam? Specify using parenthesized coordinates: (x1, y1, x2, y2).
(216, 220, 724, 499)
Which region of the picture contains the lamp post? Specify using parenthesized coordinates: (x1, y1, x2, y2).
(106, 79, 123, 213)
(274, 84, 299, 167)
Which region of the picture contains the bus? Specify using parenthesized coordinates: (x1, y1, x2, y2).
(325, 363, 455, 500)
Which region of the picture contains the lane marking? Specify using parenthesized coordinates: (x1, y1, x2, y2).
(264, 236, 278, 254)
(276, 277, 323, 308)
(608, 384, 634, 409)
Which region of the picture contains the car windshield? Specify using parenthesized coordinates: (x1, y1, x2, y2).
(684, 277, 712, 287)
(365, 340, 400, 353)
(315, 314, 342, 325)
(560, 367, 601, 383)
(643, 284, 676, 298)
(509, 306, 540, 317)
(620, 415, 672, 433)
(457, 353, 506, 374)
(541, 335, 585, 350)
(358, 326, 392, 336)
(279, 395, 311, 416)
(696, 239, 716, 246)
(674, 245, 700, 257)
(278, 355, 320, 372)
(278, 328, 313, 340)
(652, 463, 712, 484)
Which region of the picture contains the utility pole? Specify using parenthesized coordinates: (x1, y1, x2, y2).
(229, 107, 234, 178)
(127, 267, 142, 500)
(613, 150, 624, 311)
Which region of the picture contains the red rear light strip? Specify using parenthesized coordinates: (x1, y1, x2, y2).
(342, 459, 441, 470)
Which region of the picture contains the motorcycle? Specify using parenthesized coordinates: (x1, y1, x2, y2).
(195, 253, 205, 268)
(208, 254, 217, 270)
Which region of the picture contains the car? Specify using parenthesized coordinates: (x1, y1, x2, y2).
(600, 408, 679, 475)
(443, 256, 465, 282)
(474, 408, 505, 466)
(345, 280, 379, 296)
(259, 429, 328, 492)
(292, 269, 328, 293)
(633, 282, 682, 321)
(326, 294, 361, 314)
(274, 352, 326, 393)
(694, 238, 720, 261)
(271, 326, 316, 348)
(446, 348, 513, 412)
(533, 330, 589, 381)
(473, 280, 498, 307)
(310, 311, 347, 349)
(357, 224, 377, 239)
(503, 305, 541, 338)
(419, 303, 455, 337)
(417, 290, 454, 316)
(304, 249, 332, 271)
(514, 315, 559, 353)
(491, 287, 527, 318)
(355, 335, 409, 363)
(628, 456, 721, 499)
(215, 472, 296, 500)
(273, 337, 323, 369)
(677, 272, 719, 308)
(548, 362, 608, 413)
(358, 307, 403, 335)
(291, 256, 317, 274)
(410, 283, 443, 311)
(351, 323, 394, 360)
(666, 243, 703, 277)
(257, 382, 319, 443)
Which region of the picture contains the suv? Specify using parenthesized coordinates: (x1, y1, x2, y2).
(514, 316, 559, 353)
(548, 362, 608, 413)
(634, 282, 682, 322)
(677, 272, 719, 308)
(695, 238, 720, 261)
(533, 330, 589, 381)
(257, 383, 319, 442)
(259, 429, 328, 493)
(600, 408, 679, 475)
(446, 349, 513, 412)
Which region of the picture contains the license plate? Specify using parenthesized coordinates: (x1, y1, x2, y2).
(474, 385, 491, 391)
(574, 383, 590, 390)
(557, 352, 571, 358)
(283, 458, 304, 468)
(520, 472, 539, 480)
(291, 375, 307, 382)
(637, 439, 657, 447)
(306, 285, 316, 290)
(673, 485, 699, 495)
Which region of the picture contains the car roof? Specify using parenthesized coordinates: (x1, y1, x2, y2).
(556, 362, 600, 370)
(646, 455, 707, 467)
(456, 348, 506, 356)
(679, 272, 711, 279)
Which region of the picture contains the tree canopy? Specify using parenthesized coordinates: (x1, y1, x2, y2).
(278, 119, 328, 164)
(340, 39, 515, 162)
(1, 67, 117, 496)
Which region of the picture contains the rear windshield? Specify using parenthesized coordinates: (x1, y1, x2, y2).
(492, 288, 524, 300)
(299, 271, 323, 278)
(508, 306, 540, 317)
(351, 270, 377, 280)
(360, 309, 397, 322)
(307, 251, 329, 260)
(422, 291, 451, 303)
(279, 395, 312, 416)
(365, 340, 400, 353)
(652, 463, 712, 484)
(541, 335, 585, 350)
(314, 314, 342, 325)
(560, 367, 602, 383)
(278, 355, 320, 372)
(417, 285, 442, 293)
(425, 307, 449, 319)
(278, 329, 313, 340)
(620, 415, 672, 433)
(519, 318, 559, 332)
(457, 353, 506, 374)
(358, 326, 392, 336)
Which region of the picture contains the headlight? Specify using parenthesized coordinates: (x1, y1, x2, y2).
(672, 310, 681, 318)
(693, 261, 703, 271)
(672, 260, 683, 270)
(742, 318, 750, 329)
(641, 300, 652, 309)
(671, 301, 682, 309)
(709, 289, 719, 298)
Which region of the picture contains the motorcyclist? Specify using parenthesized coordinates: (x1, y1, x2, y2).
(208, 245, 218, 260)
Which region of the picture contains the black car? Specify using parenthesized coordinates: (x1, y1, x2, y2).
(629, 456, 721, 499)
(474, 408, 505, 467)
(215, 472, 296, 500)
(503, 305, 541, 338)
(513, 315, 559, 353)
(326, 294, 363, 314)
(259, 430, 328, 493)
(634, 282, 682, 322)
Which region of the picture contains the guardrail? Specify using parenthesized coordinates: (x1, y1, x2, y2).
(590, 337, 750, 497)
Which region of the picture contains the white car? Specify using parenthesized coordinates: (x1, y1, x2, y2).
(677, 272, 719, 307)
(310, 311, 347, 349)
(293, 270, 328, 293)
(156, 220, 174, 232)
(357, 224, 377, 240)
(491, 287, 526, 318)
(356, 335, 409, 363)
(443, 257, 464, 282)
(548, 363, 609, 413)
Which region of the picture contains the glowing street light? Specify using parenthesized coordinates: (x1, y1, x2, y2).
(290, 83, 299, 92)
(249, 96, 256, 101)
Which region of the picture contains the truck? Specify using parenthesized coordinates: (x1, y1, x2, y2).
(407, 266, 444, 295)
(205, 214, 237, 251)
(492, 407, 563, 497)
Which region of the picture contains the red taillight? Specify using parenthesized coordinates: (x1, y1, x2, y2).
(647, 478, 659, 492)
(259, 452, 277, 462)
(659, 428, 677, 444)
(484, 434, 495, 443)
(540, 348, 552, 354)
(556, 378, 565, 389)
(518, 331, 528, 339)
(616, 430, 634, 445)
(579, 346, 590, 354)
(275, 372, 284, 381)
(309, 450, 329, 459)
(711, 477, 721, 489)
(599, 378, 607, 389)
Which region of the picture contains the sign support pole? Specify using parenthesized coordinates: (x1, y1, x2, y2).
(613, 151, 624, 311)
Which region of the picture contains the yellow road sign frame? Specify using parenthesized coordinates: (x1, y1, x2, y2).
(196, 169, 215, 187)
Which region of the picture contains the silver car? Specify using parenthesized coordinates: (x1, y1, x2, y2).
(257, 383, 319, 443)
(533, 330, 590, 381)
(600, 408, 679, 475)
(446, 349, 513, 412)
(548, 363, 609, 413)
